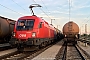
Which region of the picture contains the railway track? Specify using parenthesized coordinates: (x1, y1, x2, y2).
(1, 40, 89, 60)
(55, 41, 90, 60)
(66, 43, 85, 60)
(0, 43, 14, 51)
(0, 40, 58, 60)
(55, 41, 67, 60)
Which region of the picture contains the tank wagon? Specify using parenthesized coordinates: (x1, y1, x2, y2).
(62, 21, 79, 44)
(55, 28, 64, 40)
(0, 16, 15, 43)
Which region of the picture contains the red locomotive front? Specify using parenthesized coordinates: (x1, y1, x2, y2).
(14, 16, 37, 40)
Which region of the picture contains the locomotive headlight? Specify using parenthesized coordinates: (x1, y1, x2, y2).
(65, 35, 67, 37)
(32, 32, 36, 37)
(12, 32, 16, 37)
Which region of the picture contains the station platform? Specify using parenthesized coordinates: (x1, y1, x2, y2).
(32, 40, 64, 60)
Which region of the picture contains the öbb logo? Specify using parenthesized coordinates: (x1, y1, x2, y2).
(19, 34, 26, 37)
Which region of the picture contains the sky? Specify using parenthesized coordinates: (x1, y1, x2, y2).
(0, 0, 90, 34)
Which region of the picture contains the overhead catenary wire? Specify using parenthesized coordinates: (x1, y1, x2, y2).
(86, 19, 90, 23)
(0, 3, 24, 15)
(40, 8, 51, 19)
(83, 16, 90, 24)
(81, 16, 90, 32)
(83, 16, 89, 23)
(11, 0, 29, 13)
(40, 0, 51, 14)
(32, 0, 52, 20)
(80, 14, 90, 35)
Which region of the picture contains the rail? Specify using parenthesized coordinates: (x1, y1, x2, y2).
(55, 41, 88, 60)
(74, 45, 85, 60)
(55, 42, 67, 60)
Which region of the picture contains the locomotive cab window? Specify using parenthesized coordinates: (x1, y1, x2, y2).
(16, 19, 34, 30)
(38, 22, 42, 28)
(19, 21, 25, 26)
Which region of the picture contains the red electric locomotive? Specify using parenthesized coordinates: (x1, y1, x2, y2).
(9, 4, 64, 51)
(9, 4, 57, 51)
(10, 15, 56, 51)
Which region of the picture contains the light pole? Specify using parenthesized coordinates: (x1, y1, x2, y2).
(85, 24, 87, 35)
(51, 19, 55, 25)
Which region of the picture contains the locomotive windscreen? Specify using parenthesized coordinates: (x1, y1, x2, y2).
(16, 19, 34, 30)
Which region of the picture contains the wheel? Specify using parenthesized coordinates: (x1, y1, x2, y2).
(17, 44, 24, 52)
(17, 47, 24, 52)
